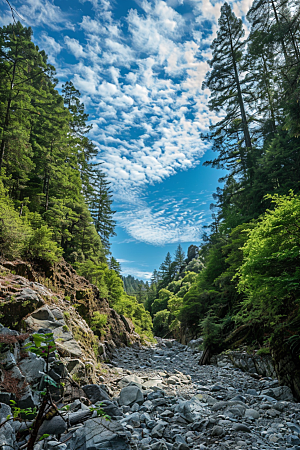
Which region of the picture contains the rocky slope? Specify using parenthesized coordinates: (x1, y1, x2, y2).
(0, 259, 141, 375)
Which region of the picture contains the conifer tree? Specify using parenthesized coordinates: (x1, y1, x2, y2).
(202, 3, 253, 179)
(174, 245, 185, 274)
(88, 167, 116, 249)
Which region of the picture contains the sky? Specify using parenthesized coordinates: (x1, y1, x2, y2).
(1, 0, 252, 280)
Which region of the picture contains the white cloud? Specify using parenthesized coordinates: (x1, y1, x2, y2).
(38, 33, 62, 63)
(121, 268, 153, 280)
(19, 0, 252, 245)
(18, 0, 74, 30)
(64, 36, 86, 58)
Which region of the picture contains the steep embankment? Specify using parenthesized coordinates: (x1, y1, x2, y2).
(0, 259, 142, 382)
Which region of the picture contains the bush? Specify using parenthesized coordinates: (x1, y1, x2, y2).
(26, 225, 63, 263)
(236, 192, 300, 326)
(91, 312, 108, 336)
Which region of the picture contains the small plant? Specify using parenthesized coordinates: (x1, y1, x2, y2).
(72, 373, 81, 384)
(64, 295, 71, 302)
(257, 347, 271, 356)
(62, 325, 69, 332)
(63, 311, 70, 319)
(90, 312, 107, 336)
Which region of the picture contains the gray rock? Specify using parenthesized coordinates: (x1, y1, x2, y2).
(120, 412, 141, 427)
(39, 416, 67, 436)
(0, 421, 16, 450)
(99, 400, 123, 418)
(64, 417, 129, 450)
(232, 423, 252, 433)
(151, 420, 167, 438)
(67, 409, 92, 425)
(211, 425, 223, 436)
(118, 374, 143, 388)
(0, 402, 11, 422)
(246, 388, 258, 396)
(0, 351, 16, 369)
(119, 385, 144, 406)
(46, 442, 67, 450)
(19, 353, 45, 383)
(244, 408, 260, 419)
(261, 385, 294, 402)
(0, 392, 12, 405)
(82, 384, 111, 403)
(188, 337, 203, 349)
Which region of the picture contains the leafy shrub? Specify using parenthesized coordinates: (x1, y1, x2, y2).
(91, 312, 108, 336)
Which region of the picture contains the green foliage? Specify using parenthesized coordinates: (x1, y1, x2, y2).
(200, 315, 222, 351)
(153, 309, 171, 337)
(26, 225, 63, 262)
(90, 312, 107, 336)
(235, 192, 300, 326)
(256, 347, 271, 356)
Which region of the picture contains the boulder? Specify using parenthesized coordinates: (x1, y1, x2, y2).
(261, 385, 294, 402)
(18, 353, 45, 384)
(82, 384, 111, 403)
(119, 385, 144, 406)
(63, 417, 129, 450)
(38, 415, 67, 437)
(118, 374, 143, 388)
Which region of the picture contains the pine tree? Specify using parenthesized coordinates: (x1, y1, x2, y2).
(202, 3, 253, 180)
(174, 245, 185, 274)
(89, 167, 116, 249)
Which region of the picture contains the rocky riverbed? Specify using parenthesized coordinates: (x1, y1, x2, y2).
(1, 334, 300, 450)
(101, 338, 300, 450)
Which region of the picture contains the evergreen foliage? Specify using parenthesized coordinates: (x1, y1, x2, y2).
(0, 22, 153, 341)
(143, 0, 300, 353)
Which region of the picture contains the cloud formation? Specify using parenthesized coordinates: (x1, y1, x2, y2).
(2, 0, 251, 245)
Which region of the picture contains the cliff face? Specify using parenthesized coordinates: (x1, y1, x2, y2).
(0, 259, 141, 383)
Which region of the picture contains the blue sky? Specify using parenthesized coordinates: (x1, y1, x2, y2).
(1, 0, 252, 280)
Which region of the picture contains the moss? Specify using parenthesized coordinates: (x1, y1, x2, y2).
(72, 373, 81, 384)
(63, 311, 70, 319)
(257, 347, 271, 356)
(72, 326, 99, 360)
(62, 325, 69, 332)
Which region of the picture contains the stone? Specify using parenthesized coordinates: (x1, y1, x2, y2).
(0, 351, 16, 370)
(0, 392, 12, 405)
(232, 423, 252, 433)
(0, 402, 11, 422)
(118, 374, 143, 388)
(120, 412, 141, 427)
(119, 385, 144, 406)
(246, 388, 258, 396)
(38, 416, 67, 436)
(67, 409, 92, 425)
(195, 393, 217, 405)
(99, 400, 123, 418)
(262, 385, 294, 402)
(46, 442, 67, 450)
(244, 408, 260, 419)
(151, 420, 167, 438)
(82, 384, 111, 403)
(211, 425, 223, 436)
(18, 353, 45, 383)
(188, 337, 204, 349)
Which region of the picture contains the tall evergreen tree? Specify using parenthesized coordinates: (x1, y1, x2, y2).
(202, 3, 253, 181)
(89, 167, 116, 249)
(174, 245, 185, 274)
